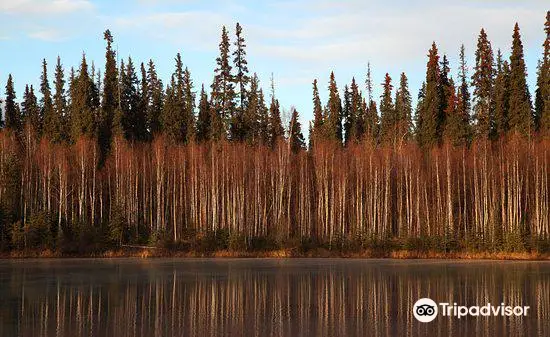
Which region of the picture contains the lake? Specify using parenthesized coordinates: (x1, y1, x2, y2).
(0, 258, 549, 337)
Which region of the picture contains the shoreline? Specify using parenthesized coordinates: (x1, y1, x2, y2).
(2, 249, 550, 260)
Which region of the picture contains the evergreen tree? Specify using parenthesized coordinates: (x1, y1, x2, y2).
(232, 22, 250, 140)
(325, 72, 343, 143)
(342, 84, 352, 144)
(443, 79, 469, 145)
(343, 78, 363, 144)
(101, 29, 118, 156)
(38, 59, 52, 135)
(112, 59, 126, 138)
(139, 63, 150, 141)
(395, 72, 413, 141)
(22, 85, 40, 128)
(65, 67, 76, 138)
(162, 54, 194, 143)
(196, 85, 211, 143)
(310, 79, 324, 146)
(507, 23, 533, 136)
(472, 28, 495, 138)
(365, 62, 373, 104)
(162, 75, 180, 142)
(182, 67, 195, 142)
(90, 63, 101, 127)
(268, 97, 284, 147)
(457, 44, 472, 142)
(120, 57, 141, 141)
(44, 57, 65, 142)
(211, 26, 235, 139)
(379, 73, 397, 144)
(147, 60, 163, 136)
(536, 11, 550, 135)
(415, 82, 426, 143)
(242, 73, 260, 143)
(418, 42, 443, 146)
(4, 74, 21, 132)
(439, 55, 452, 133)
(493, 50, 511, 138)
(349, 77, 364, 142)
(365, 99, 379, 141)
(288, 108, 305, 153)
(257, 89, 270, 145)
(71, 54, 96, 140)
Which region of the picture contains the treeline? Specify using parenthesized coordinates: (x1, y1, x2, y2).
(0, 13, 549, 254)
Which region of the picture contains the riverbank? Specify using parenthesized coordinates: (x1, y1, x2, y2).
(2, 248, 550, 260)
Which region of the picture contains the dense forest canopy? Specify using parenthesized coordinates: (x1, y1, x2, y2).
(0, 12, 549, 254)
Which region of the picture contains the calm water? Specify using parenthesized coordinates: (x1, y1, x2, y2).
(0, 258, 549, 337)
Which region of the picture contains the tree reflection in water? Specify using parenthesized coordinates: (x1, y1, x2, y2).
(0, 259, 548, 337)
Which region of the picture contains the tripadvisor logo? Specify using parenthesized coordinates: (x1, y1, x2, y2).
(414, 298, 438, 322)
(413, 298, 530, 323)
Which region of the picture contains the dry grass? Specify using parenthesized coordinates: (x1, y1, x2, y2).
(2, 249, 550, 260)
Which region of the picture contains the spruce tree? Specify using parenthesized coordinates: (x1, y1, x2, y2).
(537, 11, 550, 135)
(38, 59, 52, 136)
(439, 55, 452, 134)
(349, 77, 364, 142)
(268, 97, 284, 148)
(45, 57, 65, 142)
(493, 50, 511, 138)
(310, 79, 324, 146)
(379, 73, 396, 144)
(182, 67, 195, 142)
(418, 42, 443, 146)
(365, 62, 373, 104)
(101, 29, 118, 156)
(507, 23, 533, 136)
(343, 78, 363, 144)
(232, 22, 250, 140)
(395, 72, 413, 141)
(443, 79, 469, 145)
(288, 108, 305, 153)
(243, 73, 260, 143)
(325, 72, 343, 143)
(196, 84, 211, 143)
(4, 75, 21, 132)
(139, 63, 149, 141)
(112, 60, 126, 138)
(65, 67, 76, 139)
(457, 44, 472, 142)
(90, 63, 101, 125)
(161, 54, 194, 143)
(342, 84, 352, 144)
(365, 99, 379, 141)
(22, 85, 40, 128)
(472, 28, 495, 139)
(71, 54, 96, 140)
(415, 82, 426, 143)
(120, 57, 141, 141)
(257, 89, 270, 145)
(162, 75, 180, 142)
(211, 26, 235, 139)
(147, 60, 163, 136)
(355, 97, 367, 142)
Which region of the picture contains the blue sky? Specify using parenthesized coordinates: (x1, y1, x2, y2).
(0, 0, 548, 130)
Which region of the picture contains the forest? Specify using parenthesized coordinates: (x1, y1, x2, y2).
(0, 12, 548, 256)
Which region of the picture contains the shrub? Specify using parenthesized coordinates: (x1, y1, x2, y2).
(24, 211, 55, 249)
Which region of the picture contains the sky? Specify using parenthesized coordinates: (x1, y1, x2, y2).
(0, 0, 548, 131)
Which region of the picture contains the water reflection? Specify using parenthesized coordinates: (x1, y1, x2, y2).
(0, 259, 549, 337)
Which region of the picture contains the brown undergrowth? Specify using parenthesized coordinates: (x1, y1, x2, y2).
(2, 248, 550, 260)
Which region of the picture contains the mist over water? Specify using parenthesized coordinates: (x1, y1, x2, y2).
(0, 259, 549, 337)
